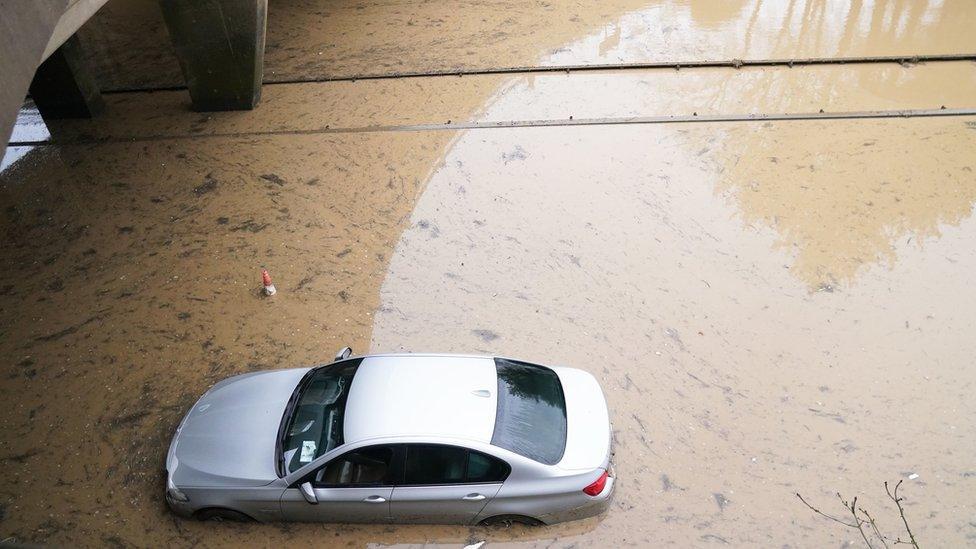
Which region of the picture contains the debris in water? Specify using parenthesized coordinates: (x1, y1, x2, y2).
(193, 174, 219, 196)
(259, 173, 286, 186)
(713, 492, 730, 510)
(472, 329, 499, 342)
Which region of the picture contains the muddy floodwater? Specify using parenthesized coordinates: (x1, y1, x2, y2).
(77, 0, 976, 88)
(3, 0, 976, 547)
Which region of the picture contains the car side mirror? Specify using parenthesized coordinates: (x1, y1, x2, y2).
(300, 481, 318, 505)
(334, 347, 352, 361)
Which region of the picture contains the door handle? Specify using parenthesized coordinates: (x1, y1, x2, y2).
(462, 493, 486, 501)
(363, 495, 386, 503)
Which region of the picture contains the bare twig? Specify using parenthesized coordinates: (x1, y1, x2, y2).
(797, 481, 921, 548)
(840, 494, 875, 549)
(795, 492, 858, 528)
(885, 480, 920, 549)
(858, 506, 889, 549)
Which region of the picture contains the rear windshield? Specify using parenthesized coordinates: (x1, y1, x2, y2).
(280, 359, 361, 474)
(491, 358, 567, 465)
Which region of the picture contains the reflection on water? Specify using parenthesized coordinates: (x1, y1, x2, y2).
(78, 0, 976, 89)
(719, 119, 976, 289)
(1, 105, 49, 175)
(6, 104, 49, 144)
(373, 117, 976, 545)
(12, 61, 976, 148)
(469, 48, 976, 291)
(0, 147, 35, 174)
(548, 0, 976, 66)
(686, 0, 748, 28)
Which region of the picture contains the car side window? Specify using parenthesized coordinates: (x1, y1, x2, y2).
(466, 450, 509, 483)
(313, 446, 394, 487)
(402, 445, 510, 485)
(404, 445, 466, 485)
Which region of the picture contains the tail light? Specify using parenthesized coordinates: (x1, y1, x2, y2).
(583, 470, 609, 496)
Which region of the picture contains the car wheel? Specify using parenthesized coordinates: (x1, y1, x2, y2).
(479, 514, 542, 527)
(195, 508, 254, 522)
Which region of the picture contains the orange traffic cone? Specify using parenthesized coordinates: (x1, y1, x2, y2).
(261, 269, 277, 296)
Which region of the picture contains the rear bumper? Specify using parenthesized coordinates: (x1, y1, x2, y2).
(538, 474, 615, 524)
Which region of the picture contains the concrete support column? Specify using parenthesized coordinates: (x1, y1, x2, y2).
(159, 0, 267, 111)
(29, 34, 104, 119)
(0, 0, 69, 148)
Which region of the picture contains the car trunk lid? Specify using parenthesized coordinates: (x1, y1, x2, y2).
(552, 367, 612, 471)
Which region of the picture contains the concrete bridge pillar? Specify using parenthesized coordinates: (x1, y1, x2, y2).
(159, 0, 267, 111)
(29, 34, 104, 120)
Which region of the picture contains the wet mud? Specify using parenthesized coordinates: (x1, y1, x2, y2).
(3, 0, 976, 548)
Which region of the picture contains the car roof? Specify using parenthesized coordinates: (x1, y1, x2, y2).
(342, 354, 498, 445)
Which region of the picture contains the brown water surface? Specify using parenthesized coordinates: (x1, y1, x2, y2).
(373, 118, 976, 547)
(9, 61, 976, 146)
(2, 0, 976, 547)
(0, 131, 452, 546)
(3, 113, 974, 548)
(78, 0, 976, 89)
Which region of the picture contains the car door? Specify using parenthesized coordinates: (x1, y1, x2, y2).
(280, 445, 396, 523)
(390, 444, 507, 524)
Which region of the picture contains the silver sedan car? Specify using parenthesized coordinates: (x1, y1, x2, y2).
(165, 351, 614, 524)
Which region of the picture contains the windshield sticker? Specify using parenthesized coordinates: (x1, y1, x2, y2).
(300, 440, 317, 462)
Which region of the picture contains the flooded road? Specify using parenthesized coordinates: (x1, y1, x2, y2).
(3, 0, 976, 547)
(373, 118, 976, 547)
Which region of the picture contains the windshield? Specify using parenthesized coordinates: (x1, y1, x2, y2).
(280, 358, 361, 474)
(491, 358, 567, 465)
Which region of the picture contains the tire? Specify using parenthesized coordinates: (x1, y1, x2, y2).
(478, 514, 543, 527)
(195, 508, 254, 522)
